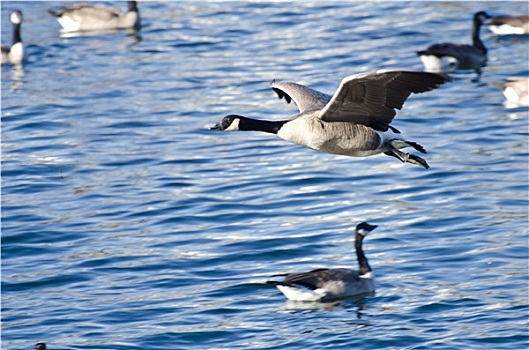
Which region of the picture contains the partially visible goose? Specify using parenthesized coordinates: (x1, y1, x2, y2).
(48, 1, 140, 33)
(211, 70, 449, 169)
(35, 343, 47, 350)
(488, 15, 529, 35)
(267, 222, 377, 302)
(1, 11, 24, 66)
(418, 11, 492, 72)
(501, 77, 529, 107)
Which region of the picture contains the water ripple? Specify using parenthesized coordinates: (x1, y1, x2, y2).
(2, 1, 528, 350)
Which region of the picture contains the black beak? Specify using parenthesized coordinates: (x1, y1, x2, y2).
(209, 123, 222, 130)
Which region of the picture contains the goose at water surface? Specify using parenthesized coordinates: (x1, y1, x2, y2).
(211, 70, 449, 169)
(48, 1, 140, 33)
(501, 77, 529, 107)
(1, 11, 24, 66)
(417, 11, 491, 72)
(267, 222, 377, 302)
(487, 14, 529, 35)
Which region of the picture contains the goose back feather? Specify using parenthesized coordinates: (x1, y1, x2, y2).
(48, 1, 140, 33)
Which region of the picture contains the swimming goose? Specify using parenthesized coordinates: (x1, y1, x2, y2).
(501, 77, 529, 107)
(35, 343, 47, 350)
(48, 1, 140, 33)
(418, 11, 492, 72)
(487, 15, 529, 35)
(267, 222, 377, 302)
(211, 70, 449, 169)
(1, 11, 24, 66)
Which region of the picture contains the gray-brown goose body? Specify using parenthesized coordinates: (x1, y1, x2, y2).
(211, 70, 449, 169)
(48, 1, 140, 33)
(488, 14, 529, 35)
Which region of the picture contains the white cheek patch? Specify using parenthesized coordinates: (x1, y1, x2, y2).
(360, 271, 373, 279)
(224, 118, 240, 131)
(11, 14, 22, 24)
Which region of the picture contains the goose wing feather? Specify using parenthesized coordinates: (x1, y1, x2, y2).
(281, 268, 360, 290)
(270, 80, 332, 113)
(318, 70, 449, 131)
(420, 43, 481, 57)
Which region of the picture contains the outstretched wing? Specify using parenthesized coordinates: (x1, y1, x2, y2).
(271, 80, 332, 113)
(319, 70, 449, 131)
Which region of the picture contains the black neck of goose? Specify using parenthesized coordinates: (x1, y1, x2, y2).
(472, 18, 486, 54)
(239, 118, 286, 134)
(12, 22, 21, 45)
(128, 1, 138, 12)
(355, 232, 371, 276)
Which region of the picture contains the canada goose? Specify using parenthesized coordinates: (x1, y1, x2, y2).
(211, 70, 449, 169)
(48, 1, 140, 33)
(35, 343, 47, 350)
(488, 15, 529, 35)
(1, 11, 24, 66)
(267, 222, 377, 302)
(501, 77, 529, 107)
(417, 11, 492, 72)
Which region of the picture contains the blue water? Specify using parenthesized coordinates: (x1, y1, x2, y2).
(2, 1, 528, 349)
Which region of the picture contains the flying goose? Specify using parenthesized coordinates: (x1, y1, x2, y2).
(211, 70, 449, 169)
(48, 1, 140, 33)
(487, 14, 529, 35)
(1, 11, 24, 66)
(417, 11, 492, 72)
(267, 222, 377, 302)
(501, 77, 528, 107)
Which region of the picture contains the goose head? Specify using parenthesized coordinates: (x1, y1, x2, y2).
(35, 343, 47, 350)
(355, 222, 378, 236)
(474, 11, 492, 26)
(210, 115, 245, 131)
(11, 10, 23, 25)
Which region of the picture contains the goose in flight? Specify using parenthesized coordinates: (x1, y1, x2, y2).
(48, 1, 140, 33)
(417, 11, 492, 72)
(211, 70, 449, 169)
(267, 222, 377, 302)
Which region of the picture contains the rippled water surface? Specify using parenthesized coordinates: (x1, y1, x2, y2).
(2, 1, 528, 349)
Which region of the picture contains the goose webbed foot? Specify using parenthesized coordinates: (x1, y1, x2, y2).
(384, 149, 430, 169)
(402, 141, 427, 154)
